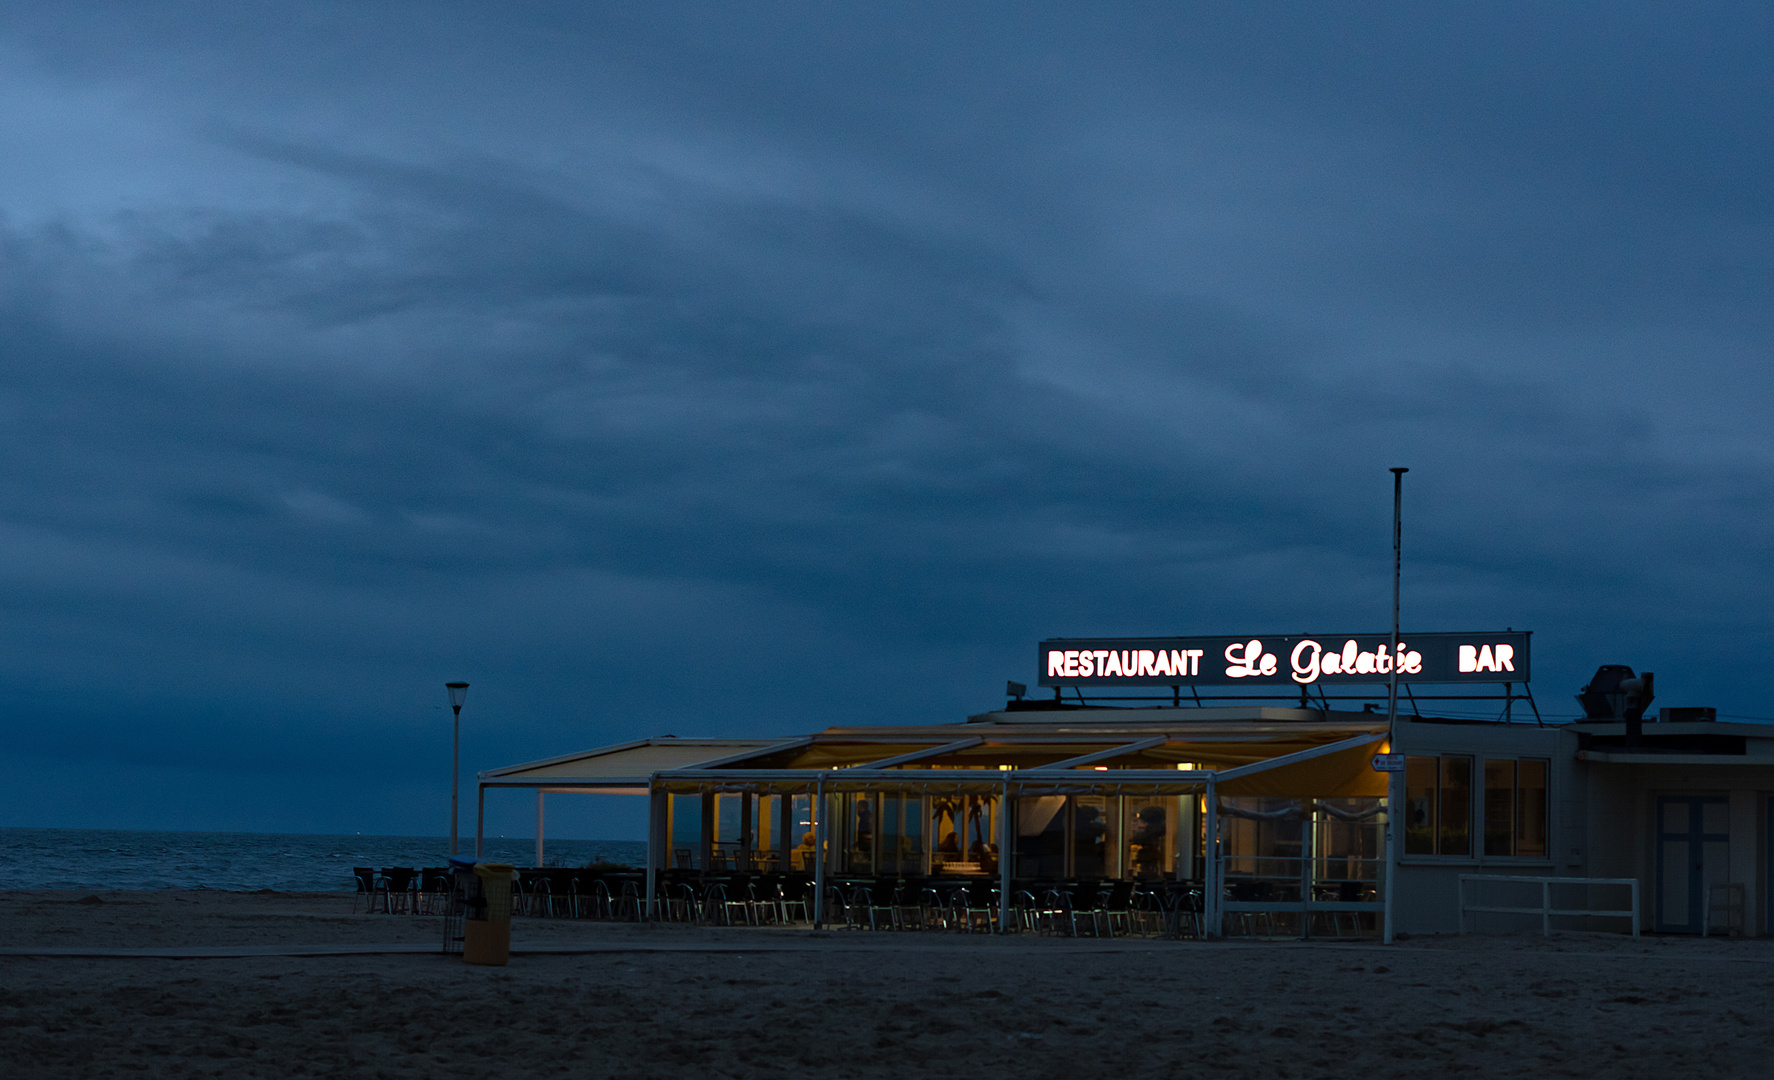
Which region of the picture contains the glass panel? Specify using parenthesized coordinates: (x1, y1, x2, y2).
(1483, 759, 1515, 856)
(902, 796, 924, 872)
(842, 794, 876, 874)
(1515, 760, 1547, 857)
(965, 795, 1000, 875)
(669, 793, 701, 870)
(1660, 798, 1690, 835)
(1126, 796, 1173, 879)
(879, 794, 903, 874)
(932, 794, 999, 874)
(1439, 756, 1473, 856)
(752, 794, 777, 871)
(791, 794, 817, 871)
(1702, 800, 1730, 836)
(1314, 798, 1383, 901)
(932, 795, 962, 871)
(712, 794, 743, 870)
(1016, 795, 1067, 879)
(1659, 837, 1690, 926)
(1404, 757, 1437, 855)
(1221, 798, 1304, 903)
(1072, 797, 1114, 879)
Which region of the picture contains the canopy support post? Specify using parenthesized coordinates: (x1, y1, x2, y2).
(1204, 778, 1220, 939)
(999, 779, 1013, 933)
(646, 781, 663, 921)
(475, 784, 485, 859)
(812, 776, 827, 927)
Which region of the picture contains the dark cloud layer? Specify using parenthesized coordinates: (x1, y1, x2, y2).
(3, 2, 1773, 838)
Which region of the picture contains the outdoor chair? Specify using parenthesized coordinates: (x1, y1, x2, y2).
(741, 879, 774, 925)
(1125, 884, 1162, 937)
(775, 879, 811, 925)
(824, 884, 858, 929)
(1072, 881, 1111, 937)
(961, 885, 998, 934)
(529, 875, 555, 918)
(891, 882, 923, 930)
(351, 868, 376, 913)
(1161, 886, 1203, 939)
(615, 878, 644, 921)
(668, 881, 701, 923)
(1101, 880, 1136, 937)
(589, 877, 614, 920)
(722, 878, 753, 925)
(1039, 888, 1081, 936)
(917, 885, 949, 930)
(862, 880, 899, 930)
(378, 868, 416, 915)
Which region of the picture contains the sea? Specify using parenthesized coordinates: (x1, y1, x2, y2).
(0, 828, 648, 892)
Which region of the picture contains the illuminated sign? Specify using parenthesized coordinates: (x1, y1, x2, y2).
(1037, 631, 1530, 688)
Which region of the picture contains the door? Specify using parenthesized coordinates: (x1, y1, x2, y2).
(1655, 796, 1729, 933)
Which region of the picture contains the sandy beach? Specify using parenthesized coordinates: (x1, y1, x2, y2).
(0, 891, 1771, 1078)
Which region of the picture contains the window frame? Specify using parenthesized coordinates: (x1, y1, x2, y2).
(1401, 752, 1552, 865)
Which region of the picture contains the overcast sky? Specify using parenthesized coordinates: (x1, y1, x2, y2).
(2, 2, 1772, 840)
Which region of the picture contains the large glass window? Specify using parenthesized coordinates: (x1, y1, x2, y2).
(1073, 796, 1117, 878)
(790, 794, 817, 871)
(1483, 759, 1516, 856)
(1404, 757, 1437, 855)
(1482, 758, 1548, 857)
(1516, 760, 1547, 857)
(1313, 798, 1384, 900)
(1125, 797, 1173, 879)
(1403, 755, 1473, 857)
(669, 793, 702, 869)
(1015, 796, 1067, 878)
(932, 794, 999, 875)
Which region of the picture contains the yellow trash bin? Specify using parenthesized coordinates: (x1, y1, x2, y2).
(463, 863, 514, 966)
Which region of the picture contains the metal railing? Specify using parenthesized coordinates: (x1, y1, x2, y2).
(1458, 874, 1639, 937)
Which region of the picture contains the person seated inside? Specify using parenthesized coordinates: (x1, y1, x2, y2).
(793, 831, 818, 871)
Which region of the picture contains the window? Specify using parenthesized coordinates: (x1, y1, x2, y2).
(1403, 755, 1473, 856)
(1483, 758, 1548, 857)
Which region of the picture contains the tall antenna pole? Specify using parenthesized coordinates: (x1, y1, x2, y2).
(1384, 467, 1407, 945)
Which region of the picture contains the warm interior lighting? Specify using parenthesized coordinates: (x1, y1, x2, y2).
(1093, 765, 1108, 771)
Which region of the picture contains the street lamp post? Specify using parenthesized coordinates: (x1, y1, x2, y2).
(446, 682, 469, 857)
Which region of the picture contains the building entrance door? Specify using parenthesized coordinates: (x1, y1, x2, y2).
(1655, 795, 1728, 934)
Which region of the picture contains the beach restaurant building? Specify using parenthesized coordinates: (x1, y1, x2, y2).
(478, 630, 1774, 937)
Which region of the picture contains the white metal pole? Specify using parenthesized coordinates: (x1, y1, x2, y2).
(1204, 778, 1219, 938)
(535, 790, 545, 868)
(1384, 466, 1407, 946)
(998, 780, 1013, 933)
(474, 783, 485, 859)
(450, 705, 461, 856)
(646, 781, 661, 921)
(811, 776, 827, 927)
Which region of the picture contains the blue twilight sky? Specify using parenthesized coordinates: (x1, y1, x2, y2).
(2, 2, 1772, 841)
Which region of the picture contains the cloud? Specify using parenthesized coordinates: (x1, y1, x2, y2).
(2, 3, 1774, 834)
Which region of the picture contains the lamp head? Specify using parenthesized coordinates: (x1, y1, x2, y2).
(446, 682, 469, 710)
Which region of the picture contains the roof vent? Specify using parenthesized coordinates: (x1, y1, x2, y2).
(1576, 665, 1655, 721)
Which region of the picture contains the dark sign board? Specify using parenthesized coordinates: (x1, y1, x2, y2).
(1037, 631, 1530, 688)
